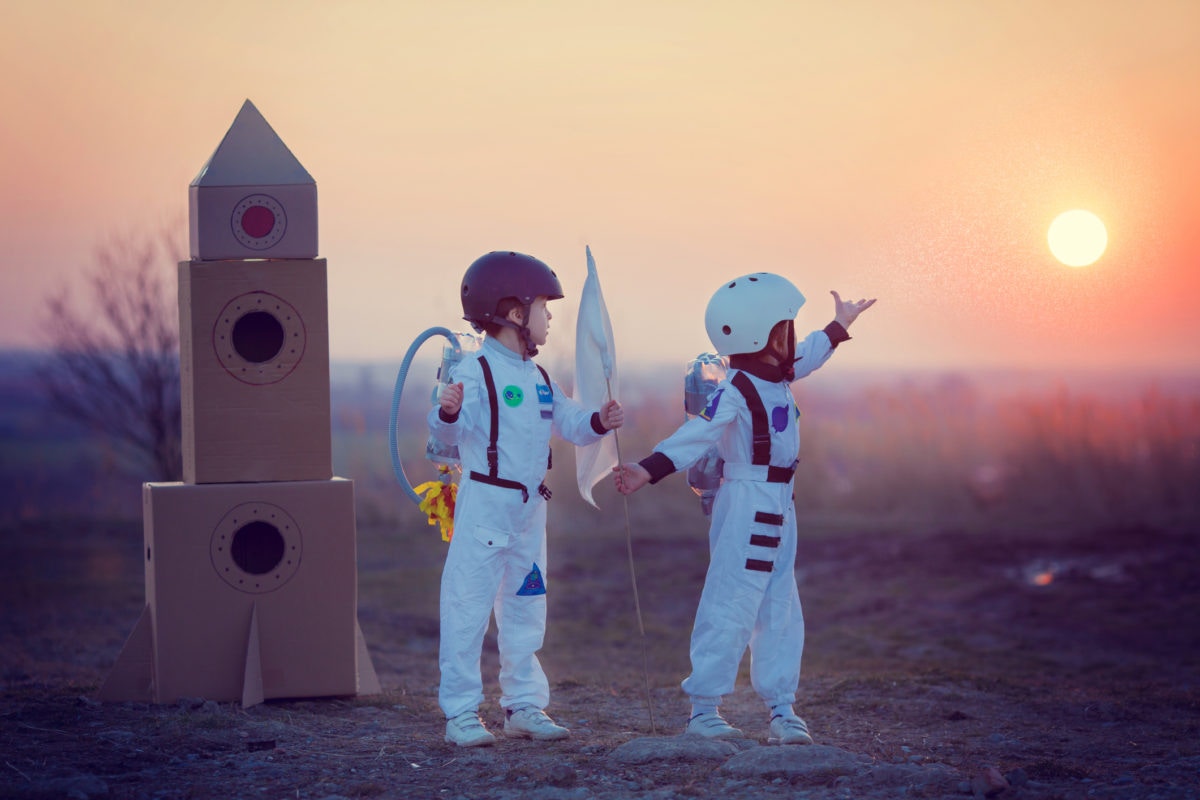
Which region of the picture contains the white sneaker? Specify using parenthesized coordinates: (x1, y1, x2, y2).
(445, 711, 496, 747)
(503, 707, 570, 741)
(685, 711, 744, 739)
(769, 714, 814, 745)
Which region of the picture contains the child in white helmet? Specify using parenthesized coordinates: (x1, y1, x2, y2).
(430, 250, 624, 748)
(613, 273, 874, 744)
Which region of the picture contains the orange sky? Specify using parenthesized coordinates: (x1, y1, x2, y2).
(1, 0, 1197, 372)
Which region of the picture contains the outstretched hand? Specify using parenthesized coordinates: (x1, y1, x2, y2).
(832, 291, 877, 329)
(612, 463, 651, 495)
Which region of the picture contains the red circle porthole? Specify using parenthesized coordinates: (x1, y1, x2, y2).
(232, 194, 287, 250)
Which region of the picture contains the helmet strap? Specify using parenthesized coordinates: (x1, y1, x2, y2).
(741, 320, 794, 382)
(494, 306, 537, 359)
(776, 320, 796, 381)
(517, 326, 538, 359)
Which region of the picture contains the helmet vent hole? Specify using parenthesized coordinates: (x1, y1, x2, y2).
(749, 276, 759, 281)
(728, 282, 736, 289)
(722, 325, 732, 335)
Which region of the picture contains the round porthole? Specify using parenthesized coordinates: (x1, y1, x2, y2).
(212, 291, 306, 385)
(231, 194, 287, 250)
(211, 502, 303, 594)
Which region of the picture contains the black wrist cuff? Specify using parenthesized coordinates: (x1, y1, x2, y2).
(824, 321, 851, 347)
(640, 452, 677, 484)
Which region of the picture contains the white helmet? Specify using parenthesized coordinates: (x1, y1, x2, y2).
(704, 273, 806, 356)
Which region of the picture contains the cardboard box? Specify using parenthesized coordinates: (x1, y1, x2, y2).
(107, 479, 366, 704)
(189, 100, 318, 261)
(179, 258, 332, 484)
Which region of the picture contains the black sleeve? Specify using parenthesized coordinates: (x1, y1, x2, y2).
(639, 452, 678, 485)
(824, 321, 851, 347)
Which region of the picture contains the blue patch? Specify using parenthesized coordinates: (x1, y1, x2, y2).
(700, 388, 724, 421)
(536, 384, 553, 404)
(772, 405, 790, 432)
(516, 563, 546, 596)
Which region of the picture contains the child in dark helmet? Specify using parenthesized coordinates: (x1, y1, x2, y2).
(429, 250, 624, 747)
(613, 273, 874, 744)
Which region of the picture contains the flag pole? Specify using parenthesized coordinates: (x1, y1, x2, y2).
(579, 245, 655, 733)
(607, 376, 657, 735)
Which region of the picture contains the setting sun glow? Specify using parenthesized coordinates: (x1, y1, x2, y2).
(1048, 210, 1108, 267)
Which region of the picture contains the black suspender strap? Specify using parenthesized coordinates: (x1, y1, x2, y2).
(471, 355, 530, 501)
(732, 371, 788, 575)
(469, 355, 550, 503)
(536, 365, 552, 471)
(731, 371, 771, 466)
(478, 356, 501, 476)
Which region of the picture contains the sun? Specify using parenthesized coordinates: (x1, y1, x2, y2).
(1048, 209, 1107, 267)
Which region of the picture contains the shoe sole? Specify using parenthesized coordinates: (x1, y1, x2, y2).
(503, 728, 569, 741)
(686, 730, 744, 740)
(445, 735, 495, 747)
(768, 735, 814, 745)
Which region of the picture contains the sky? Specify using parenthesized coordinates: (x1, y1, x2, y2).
(1, 0, 1198, 373)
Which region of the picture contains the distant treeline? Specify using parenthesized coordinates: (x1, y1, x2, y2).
(4, 349, 1198, 536)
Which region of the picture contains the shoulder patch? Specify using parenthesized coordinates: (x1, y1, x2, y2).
(700, 388, 724, 421)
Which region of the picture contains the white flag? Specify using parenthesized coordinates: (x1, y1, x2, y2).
(574, 246, 619, 508)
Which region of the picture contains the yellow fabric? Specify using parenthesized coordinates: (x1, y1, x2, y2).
(413, 467, 458, 542)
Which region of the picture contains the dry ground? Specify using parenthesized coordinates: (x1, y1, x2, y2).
(2, 510, 1198, 799)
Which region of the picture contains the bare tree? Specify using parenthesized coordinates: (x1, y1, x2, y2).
(36, 226, 183, 481)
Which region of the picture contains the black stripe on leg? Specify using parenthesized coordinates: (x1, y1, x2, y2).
(754, 511, 784, 525)
(745, 559, 773, 572)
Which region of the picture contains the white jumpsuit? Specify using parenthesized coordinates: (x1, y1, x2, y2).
(427, 337, 608, 719)
(644, 328, 839, 711)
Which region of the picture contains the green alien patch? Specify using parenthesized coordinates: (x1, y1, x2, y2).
(502, 385, 524, 407)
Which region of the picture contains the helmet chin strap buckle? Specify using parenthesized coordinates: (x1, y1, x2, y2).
(520, 330, 538, 358)
(493, 315, 537, 359)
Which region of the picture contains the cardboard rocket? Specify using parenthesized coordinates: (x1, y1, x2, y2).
(100, 100, 379, 706)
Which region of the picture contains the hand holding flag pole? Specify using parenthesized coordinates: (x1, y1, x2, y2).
(574, 246, 656, 734)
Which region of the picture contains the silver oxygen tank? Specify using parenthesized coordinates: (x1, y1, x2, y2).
(425, 332, 480, 465)
(684, 352, 728, 515)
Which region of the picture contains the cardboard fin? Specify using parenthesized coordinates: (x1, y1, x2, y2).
(241, 603, 265, 708)
(355, 620, 381, 695)
(97, 604, 155, 702)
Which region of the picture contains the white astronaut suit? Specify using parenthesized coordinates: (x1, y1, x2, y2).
(638, 322, 848, 713)
(428, 336, 609, 719)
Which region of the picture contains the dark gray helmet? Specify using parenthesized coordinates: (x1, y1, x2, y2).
(460, 250, 563, 331)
